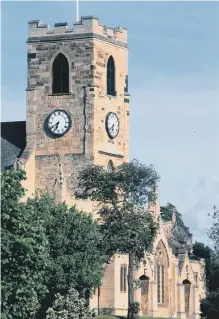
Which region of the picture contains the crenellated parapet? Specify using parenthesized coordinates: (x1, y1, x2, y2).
(28, 16, 127, 46)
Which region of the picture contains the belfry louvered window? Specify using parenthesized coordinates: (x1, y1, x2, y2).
(52, 53, 69, 94)
(120, 265, 127, 292)
(107, 56, 115, 96)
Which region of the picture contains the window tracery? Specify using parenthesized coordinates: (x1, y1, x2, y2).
(155, 240, 169, 306)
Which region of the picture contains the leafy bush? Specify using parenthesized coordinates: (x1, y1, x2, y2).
(46, 288, 94, 319)
(200, 289, 219, 319)
(99, 308, 114, 315)
(128, 302, 140, 317)
(1, 169, 49, 319)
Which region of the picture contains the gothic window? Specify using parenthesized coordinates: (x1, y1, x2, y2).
(157, 265, 161, 303)
(107, 56, 115, 96)
(155, 240, 169, 306)
(107, 160, 114, 173)
(120, 265, 127, 292)
(52, 53, 69, 94)
(157, 265, 165, 303)
(124, 75, 128, 93)
(161, 265, 165, 303)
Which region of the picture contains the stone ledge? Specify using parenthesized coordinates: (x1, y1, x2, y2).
(27, 33, 128, 49)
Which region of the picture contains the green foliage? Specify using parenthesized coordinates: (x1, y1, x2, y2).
(192, 241, 213, 290)
(76, 160, 159, 260)
(200, 206, 219, 319)
(128, 302, 140, 317)
(1, 169, 49, 319)
(45, 288, 94, 319)
(160, 203, 191, 236)
(76, 159, 159, 319)
(76, 159, 159, 208)
(99, 308, 114, 316)
(27, 194, 106, 318)
(200, 290, 219, 319)
(99, 205, 157, 261)
(1, 169, 106, 319)
(208, 206, 219, 253)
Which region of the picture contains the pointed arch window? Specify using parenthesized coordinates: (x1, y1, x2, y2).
(107, 56, 115, 96)
(107, 160, 114, 173)
(52, 53, 69, 94)
(155, 240, 169, 305)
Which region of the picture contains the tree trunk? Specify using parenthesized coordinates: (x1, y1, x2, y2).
(127, 252, 139, 319)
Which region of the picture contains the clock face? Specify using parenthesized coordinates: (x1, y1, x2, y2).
(106, 112, 119, 139)
(46, 110, 71, 137)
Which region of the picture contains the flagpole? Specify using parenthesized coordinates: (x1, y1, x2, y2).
(76, 0, 79, 22)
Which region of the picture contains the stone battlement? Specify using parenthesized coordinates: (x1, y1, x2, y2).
(28, 16, 127, 44)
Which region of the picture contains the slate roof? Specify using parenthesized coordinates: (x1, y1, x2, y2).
(1, 121, 26, 172)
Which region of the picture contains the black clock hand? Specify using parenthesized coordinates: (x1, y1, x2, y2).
(51, 121, 60, 130)
(109, 124, 114, 131)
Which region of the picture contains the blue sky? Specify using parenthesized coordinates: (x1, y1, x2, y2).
(1, 1, 219, 244)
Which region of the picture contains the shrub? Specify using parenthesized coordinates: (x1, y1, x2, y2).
(128, 302, 140, 317)
(45, 288, 94, 319)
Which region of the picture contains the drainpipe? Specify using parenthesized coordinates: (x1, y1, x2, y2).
(82, 85, 87, 154)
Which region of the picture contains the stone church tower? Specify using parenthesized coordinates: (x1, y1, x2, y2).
(1, 15, 206, 319)
(24, 16, 129, 208)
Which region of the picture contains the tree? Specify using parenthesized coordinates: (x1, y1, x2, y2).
(160, 202, 192, 235)
(34, 196, 106, 318)
(1, 169, 106, 319)
(192, 242, 213, 290)
(76, 159, 160, 319)
(45, 288, 94, 319)
(201, 290, 219, 319)
(200, 206, 219, 319)
(1, 169, 49, 319)
(208, 206, 219, 252)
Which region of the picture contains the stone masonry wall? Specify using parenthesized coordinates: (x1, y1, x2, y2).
(26, 16, 128, 199)
(93, 40, 129, 165)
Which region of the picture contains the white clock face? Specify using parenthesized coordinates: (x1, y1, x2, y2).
(47, 110, 71, 136)
(106, 112, 119, 139)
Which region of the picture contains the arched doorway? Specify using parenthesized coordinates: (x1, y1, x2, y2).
(139, 275, 149, 315)
(183, 279, 191, 318)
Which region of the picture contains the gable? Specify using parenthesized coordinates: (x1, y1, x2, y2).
(179, 255, 194, 283)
